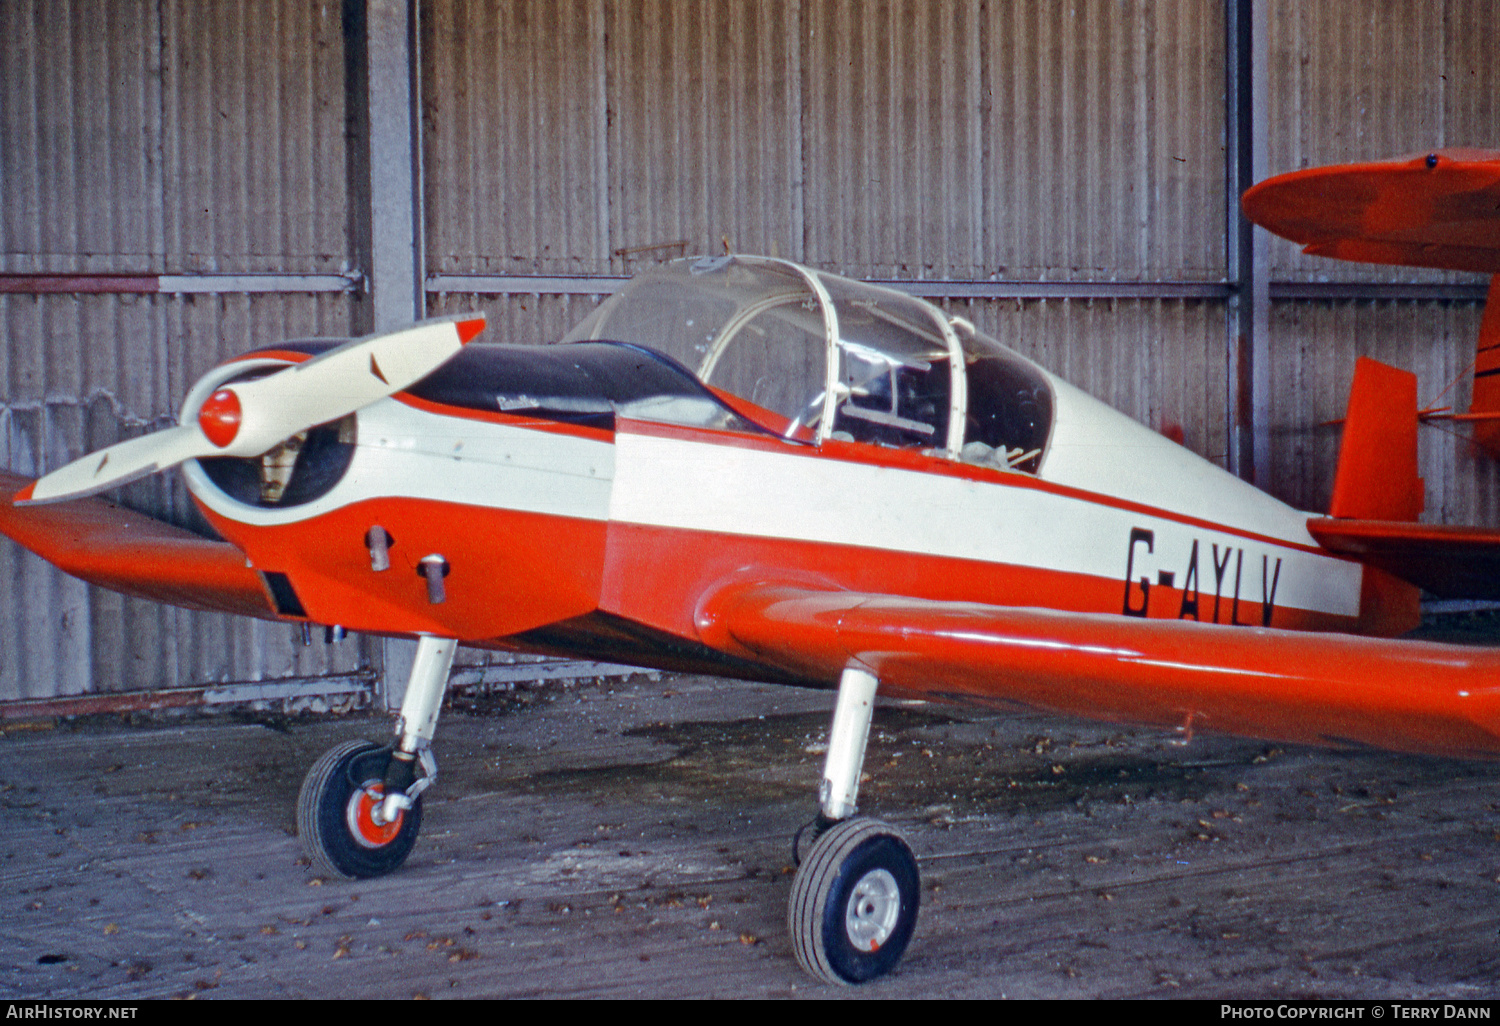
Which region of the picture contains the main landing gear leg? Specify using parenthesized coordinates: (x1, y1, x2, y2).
(297, 635, 458, 879)
(789, 665, 920, 985)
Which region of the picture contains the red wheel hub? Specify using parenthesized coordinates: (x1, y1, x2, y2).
(346, 780, 404, 849)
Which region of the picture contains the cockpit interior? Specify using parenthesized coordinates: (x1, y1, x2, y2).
(565, 255, 1055, 474)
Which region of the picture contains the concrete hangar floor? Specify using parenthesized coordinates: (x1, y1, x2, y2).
(2, 663, 1499, 1000)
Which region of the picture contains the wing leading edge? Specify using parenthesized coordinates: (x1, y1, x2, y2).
(698, 581, 1500, 761)
(0, 470, 276, 618)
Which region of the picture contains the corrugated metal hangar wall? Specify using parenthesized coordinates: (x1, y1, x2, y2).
(1, 0, 1497, 707)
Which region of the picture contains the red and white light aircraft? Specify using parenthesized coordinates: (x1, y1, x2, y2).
(4, 179, 1500, 982)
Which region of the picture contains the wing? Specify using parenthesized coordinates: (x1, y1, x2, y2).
(0, 470, 277, 618)
(698, 581, 1500, 761)
(1241, 149, 1500, 273)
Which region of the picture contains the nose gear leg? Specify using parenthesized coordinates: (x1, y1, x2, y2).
(375, 635, 457, 826)
(297, 634, 458, 877)
(819, 664, 879, 821)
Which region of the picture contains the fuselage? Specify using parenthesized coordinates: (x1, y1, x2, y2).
(185, 338, 1379, 689)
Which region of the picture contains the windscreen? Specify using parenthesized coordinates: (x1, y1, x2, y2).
(564, 257, 827, 430)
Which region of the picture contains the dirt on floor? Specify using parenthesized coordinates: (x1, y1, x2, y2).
(3, 671, 1500, 1000)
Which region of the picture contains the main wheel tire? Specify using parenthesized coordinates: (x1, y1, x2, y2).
(297, 740, 422, 879)
(789, 817, 920, 985)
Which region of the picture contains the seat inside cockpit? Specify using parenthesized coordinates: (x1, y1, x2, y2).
(952, 318, 1052, 475)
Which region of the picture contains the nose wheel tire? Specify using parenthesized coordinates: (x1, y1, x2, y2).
(297, 740, 423, 879)
(789, 817, 920, 985)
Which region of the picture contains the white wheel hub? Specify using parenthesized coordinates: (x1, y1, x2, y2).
(844, 867, 901, 951)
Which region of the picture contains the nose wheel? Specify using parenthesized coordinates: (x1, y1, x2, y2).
(297, 635, 456, 879)
(789, 817, 920, 985)
(297, 740, 423, 878)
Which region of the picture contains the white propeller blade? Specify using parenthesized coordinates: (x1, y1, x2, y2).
(17, 315, 484, 506)
(14, 425, 209, 506)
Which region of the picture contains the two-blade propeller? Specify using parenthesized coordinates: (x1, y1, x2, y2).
(16, 315, 486, 506)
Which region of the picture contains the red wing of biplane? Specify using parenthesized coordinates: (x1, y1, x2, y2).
(1244, 149, 1500, 456)
(1240, 148, 1500, 274)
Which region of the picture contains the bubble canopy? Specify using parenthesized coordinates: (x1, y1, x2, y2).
(563, 256, 1053, 474)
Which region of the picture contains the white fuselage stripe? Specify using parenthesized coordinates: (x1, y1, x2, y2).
(608, 431, 1362, 618)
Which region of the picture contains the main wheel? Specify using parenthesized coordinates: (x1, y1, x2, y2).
(788, 817, 920, 985)
(297, 740, 422, 879)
